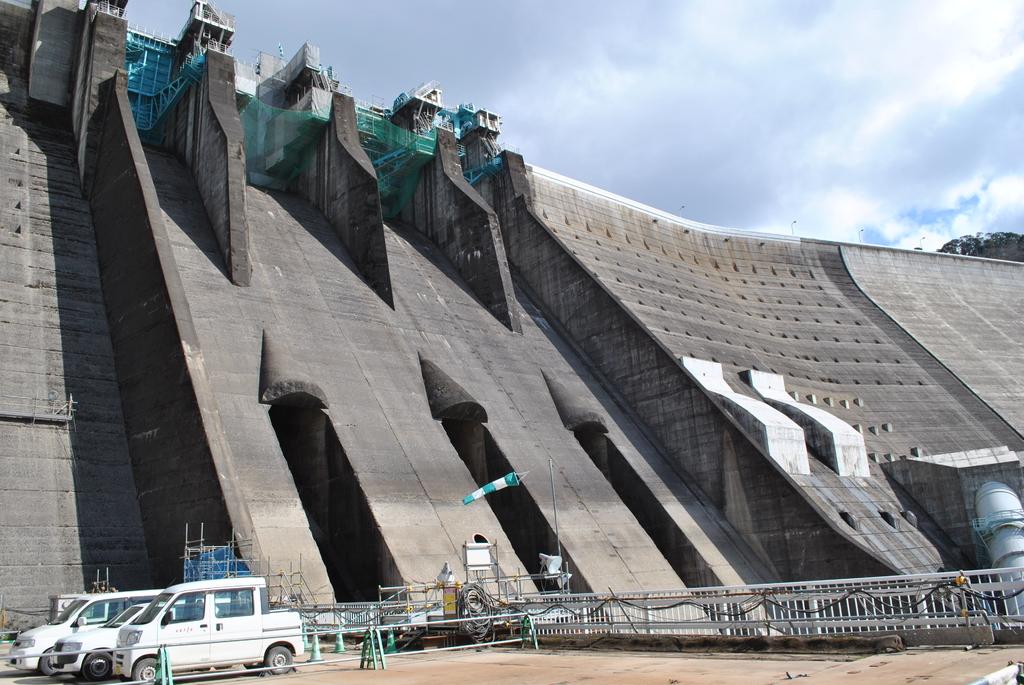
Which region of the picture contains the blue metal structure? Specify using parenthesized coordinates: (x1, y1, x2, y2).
(353, 105, 437, 217)
(438, 103, 504, 185)
(463, 156, 504, 186)
(125, 30, 207, 141)
(436, 104, 475, 139)
(183, 545, 253, 582)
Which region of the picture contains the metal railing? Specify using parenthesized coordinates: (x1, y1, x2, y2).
(0, 393, 76, 424)
(197, 2, 235, 30)
(92, 0, 124, 18)
(205, 39, 231, 55)
(127, 24, 177, 46)
(307, 567, 1024, 639)
(520, 567, 1024, 636)
(4, 570, 1021, 685)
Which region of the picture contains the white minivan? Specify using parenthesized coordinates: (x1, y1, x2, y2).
(8, 590, 160, 675)
(53, 605, 146, 680)
(114, 577, 304, 681)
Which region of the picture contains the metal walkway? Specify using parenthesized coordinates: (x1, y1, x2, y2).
(0, 394, 75, 424)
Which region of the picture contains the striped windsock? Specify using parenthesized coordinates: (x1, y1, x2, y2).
(462, 472, 521, 505)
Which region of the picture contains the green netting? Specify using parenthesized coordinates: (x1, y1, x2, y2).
(240, 96, 329, 190)
(355, 107, 436, 218)
(238, 96, 437, 217)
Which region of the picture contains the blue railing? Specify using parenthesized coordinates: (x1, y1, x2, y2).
(464, 155, 503, 186)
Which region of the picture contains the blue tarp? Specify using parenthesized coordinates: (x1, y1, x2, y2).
(183, 546, 252, 582)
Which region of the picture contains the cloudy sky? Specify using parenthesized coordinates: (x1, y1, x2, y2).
(126, 1, 1024, 249)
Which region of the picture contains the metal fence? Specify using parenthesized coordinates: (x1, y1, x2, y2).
(521, 567, 1024, 636)
(316, 567, 1023, 638)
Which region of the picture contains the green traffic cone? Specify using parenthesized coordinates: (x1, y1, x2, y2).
(333, 629, 345, 653)
(301, 627, 310, 651)
(385, 630, 396, 654)
(309, 633, 323, 663)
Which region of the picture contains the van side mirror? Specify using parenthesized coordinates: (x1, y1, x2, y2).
(75, 617, 87, 628)
(161, 612, 172, 626)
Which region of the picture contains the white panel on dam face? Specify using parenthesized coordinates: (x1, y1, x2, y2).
(680, 357, 810, 476)
(746, 369, 871, 478)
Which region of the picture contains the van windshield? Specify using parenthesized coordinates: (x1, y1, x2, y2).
(103, 604, 144, 628)
(131, 593, 173, 625)
(49, 599, 87, 625)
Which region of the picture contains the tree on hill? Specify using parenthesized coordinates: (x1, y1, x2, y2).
(937, 232, 1024, 262)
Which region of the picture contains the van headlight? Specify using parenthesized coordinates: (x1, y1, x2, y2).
(16, 638, 35, 648)
(118, 630, 142, 647)
(62, 642, 82, 652)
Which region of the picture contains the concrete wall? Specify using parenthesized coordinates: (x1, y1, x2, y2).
(0, 1, 33, 88)
(485, 152, 902, 581)
(883, 451, 1024, 562)
(133, 133, 743, 593)
(165, 51, 250, 286)
(88, 71, 253, 584)
(69, 5, 124, 193)
(842, 245, 1024, 437)
(404, 127, 519, 332)
(143, 153, 528, 597)
(490, 159, 1024, 572)
(143, 150, 333, 598)
(28, 0, 79, 107)
(0, 7, 149, 623)
(295, 93, 393, 307)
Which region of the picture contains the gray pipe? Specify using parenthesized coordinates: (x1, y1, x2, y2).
(974, 481, 1024, 568)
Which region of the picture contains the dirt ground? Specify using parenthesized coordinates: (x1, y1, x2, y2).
(4, 645, 1023, 685)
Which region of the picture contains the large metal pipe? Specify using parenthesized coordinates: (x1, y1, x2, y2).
(974, 481, 1024, 568)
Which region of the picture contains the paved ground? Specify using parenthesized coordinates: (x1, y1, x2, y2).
(3, 646, 1023, 685)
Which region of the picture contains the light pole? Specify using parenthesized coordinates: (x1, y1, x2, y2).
(549, 458, 561, 559)
(790, 220, 797, 236)
(678, 204, 686, 214)
(859, 228, 865, 243)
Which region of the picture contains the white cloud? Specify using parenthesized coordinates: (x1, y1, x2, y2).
(482, 0, 1024, 248)
(879, 175, 1024, 250)
(125, 0, 1024, 250)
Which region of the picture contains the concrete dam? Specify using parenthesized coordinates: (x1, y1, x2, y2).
(2, 0, 1023, 620)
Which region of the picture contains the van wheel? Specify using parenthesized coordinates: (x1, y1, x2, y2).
(82, 652, 114, 681)
(37, 648, 56, 676)
(131, 657, 158, 682)
(262, 646, 293, 676)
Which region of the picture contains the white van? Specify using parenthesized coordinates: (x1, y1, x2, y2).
(8, 589, 160, 675)
(52, 605, 146, 681)
(114, 577, 304, 681)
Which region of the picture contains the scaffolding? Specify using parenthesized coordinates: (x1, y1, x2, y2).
(88, 568, 116, 594)
(463, 155, 504, 186)
(0, 392, 76, 424)
(123, 1, 235, 142)
(437, 103, 501, 140)
(234, 52, 503, 212)
(181, 524, 253, 583)
(240, 96, 329, 189)
(125, 30, 206, 140)
(391, 81, 443, 134)
(355, 106, 436, 218)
